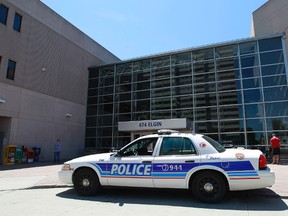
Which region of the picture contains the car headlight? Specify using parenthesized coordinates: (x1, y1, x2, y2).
(62, 164, 74, 171)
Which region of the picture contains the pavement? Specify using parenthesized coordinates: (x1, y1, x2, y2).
(0, 162, 287, 199)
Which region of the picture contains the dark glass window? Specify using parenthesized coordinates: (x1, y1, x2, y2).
(218, 91, 242, 105)
(151, 97, 171, 111)
(217, 58, 239, 71)
(0, 4, 8, 25)
(258, 38, 282, 52)
(262, 75, 287, 87)
(241, 67, 260, 78)
(172, 65, 192, 77)
(247, 132, 266, 146)
(133, 60, 150, 71)
(171, 52, 191, 65)
(266, 117, 288, 131)
(195, 93, 217, 107)
(151, 56, 170, 68)
(195, 107, 218, 121)
(193, 49, 214, 61)
(220, 120, 244, 133)
(172, 109, 193, 119)
(241, 54, 259, 68)
(264, 87, 288, 102)
(216, 45, 238, 58)
(219, 105, 243, 119)
(221, 133, 245, 146)
(172, 96, 193, 109)
(194, 61, 214, 73)
(260, 51, 284, 65)
(244, 89, 262, 103)
(245, 104, 264, 118)
(265, 101, 288, 117)
(194, 83, 216, 94)
(136, 90, 150, 100)
(13, 13, 22, 32)
(246, 119, 265, 132)
(160, 137, 196, 156)
(218, 80, 241, 92)
(242, 77, 261, 89)
(197, 121, 218, 133)
(173, 75, 192, 86)
(6, 59, 16, 80)
(136, 100, 150, 112)
(261, 64, 285, 76)
(217, 69, 240, 81)
(240, 42, 257, 55)
(194, 72, 215, 84)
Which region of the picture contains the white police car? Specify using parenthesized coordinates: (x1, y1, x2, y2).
(58, 130, 275, 203)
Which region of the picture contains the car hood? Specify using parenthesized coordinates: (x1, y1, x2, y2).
(65, 152, 113, 164)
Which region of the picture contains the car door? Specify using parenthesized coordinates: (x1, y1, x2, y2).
(106, 137, 158, 187)
(152, 136, 201, 189)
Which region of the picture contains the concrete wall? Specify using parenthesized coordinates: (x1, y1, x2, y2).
(0, 0, 119, 162)
(251, 0, 288, 55)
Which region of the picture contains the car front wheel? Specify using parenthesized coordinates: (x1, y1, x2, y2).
(73, 168, 101, 196)
(191, 171, 227, 203)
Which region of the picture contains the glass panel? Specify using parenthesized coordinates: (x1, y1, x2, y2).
(87, 96, 98, 105)
(242, 77, 261, 89)
(267, 117, 288, 130)
(260, 51, 284, 65)
(264, 87, 288, 101)
(172, 65, 192, 77)
(172, 109, 193, 119)
(172, 85, 192, 95)
(194, 61, 215, 73)
(152, 67, 170, 79)
(151, 110, 171, 120)
(119, 101, 131, 113)
(133, 112, 150, 120)
(100, 76, 114, 87)
(136, 71, 150, 82)
(261, 64, 285, 76)
(151, 97, 171, 111)
(241, 67, 260, 78)
(240, 42, 257, 55)
(195, 107, 218, 121)
(172, 96, 193, 109)
(244, 89, 262, 103)
(193, 49, 214, 61)
(217, 57, 239, 71)
(99, 95, 113, 103)
(194, 72, 215, 84)
(99, 86, 113, 95)
(218, 91, 242, 105)
(245, 103, 264, 118)
(217, 69, 240, 81)
(136, 90, 150, 100)
(265, 101, 288, 117)
(194, 83, 216, 94)
(258, 37, 282, 52)
(86, 117, 96, 127)
(152, 87, 171, 97)
(136, 100, 150, 112)
(151, 78, 170, 89)
(196, 121, 218, 133)
(240, 54, 259, 68)
(216, 45, 238, 58)
(100, 66, 114, 77)
(88, 79, 99, 89)
(220, 120, 244, 132)
(218, 80, 241, 92)
(247, 132, 266, 146)
(221, 133, 245, 146)
(118, 113, 131, 121)
(6, 59, 16, 80)
(151, 56, 170, 68)
(262, 75, 287, 87)
(133, 60, 150, 71)
(246, 119, 265, 132)
(173, 75, 192, 86)
(171, 52, 191, 65)
(98, 115, 113, 126)
(195, 93, 217, 107)
(136, 81, 150, 90)
(87, 106, 97, 116)
(219, 105, 243, 119)
(119, 92, 131, 101)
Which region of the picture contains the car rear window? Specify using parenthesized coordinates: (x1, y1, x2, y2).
(202, 135, 226, 153)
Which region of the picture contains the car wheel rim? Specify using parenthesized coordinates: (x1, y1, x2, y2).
(199, 177, 218, 196)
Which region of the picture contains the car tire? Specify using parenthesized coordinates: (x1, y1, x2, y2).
(73, 168, 101, 196)
(191, 171, 227, 203)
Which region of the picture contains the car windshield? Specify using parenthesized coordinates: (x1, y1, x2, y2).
(202, 135, 226, 153)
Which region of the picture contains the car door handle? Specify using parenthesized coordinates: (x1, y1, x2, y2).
(185, 160, 195, 163)
(142, 161, 152, 164)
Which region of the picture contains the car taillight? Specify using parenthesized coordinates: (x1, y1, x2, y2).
(259, 154, 267, 170)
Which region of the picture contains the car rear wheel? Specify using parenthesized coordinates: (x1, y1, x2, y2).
(73, 168, 101, 196)
(191, 171, 227, 203)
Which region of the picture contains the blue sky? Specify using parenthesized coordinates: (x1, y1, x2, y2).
(41, 0, 267, 60)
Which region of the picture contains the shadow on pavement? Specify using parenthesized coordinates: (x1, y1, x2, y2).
(56, 187, 288, 211)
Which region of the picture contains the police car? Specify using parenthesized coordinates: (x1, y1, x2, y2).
(58, 130, 275, 203)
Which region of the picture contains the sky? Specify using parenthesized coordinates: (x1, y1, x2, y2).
(40, 0, 268, 60)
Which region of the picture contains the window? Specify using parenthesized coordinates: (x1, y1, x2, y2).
(119, 137, 158, 156)
(6, 59, 16, 80)
(160, 137, 196, 155)
(0, 4, 8, 25)
(13, 13, 22, 32)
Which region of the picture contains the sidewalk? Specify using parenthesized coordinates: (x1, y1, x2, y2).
(0, 162, 287, 199)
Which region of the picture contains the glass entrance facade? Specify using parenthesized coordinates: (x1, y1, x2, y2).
(86, 34, 288, 152)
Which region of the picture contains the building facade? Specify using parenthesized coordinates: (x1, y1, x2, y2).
(87, 34, 288, 152)
(0, 0, 119, 163)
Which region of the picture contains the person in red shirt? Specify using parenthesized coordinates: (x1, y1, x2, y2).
(270, 133, 281, 164)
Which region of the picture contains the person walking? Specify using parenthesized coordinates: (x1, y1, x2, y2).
(270, 133, 281, 164)
(54, 139, 62, 163)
